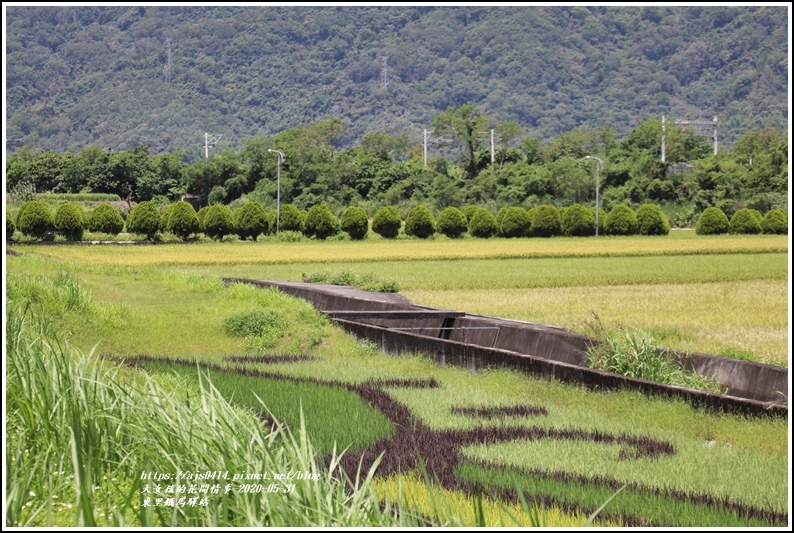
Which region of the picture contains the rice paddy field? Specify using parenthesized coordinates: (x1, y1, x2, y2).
(4, 231, 791, 527)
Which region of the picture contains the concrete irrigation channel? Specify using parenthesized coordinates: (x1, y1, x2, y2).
(224, 278, 788, 418)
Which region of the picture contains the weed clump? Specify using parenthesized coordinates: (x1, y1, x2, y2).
(301, 270, 399, 293)
(586, 322, 724, 394)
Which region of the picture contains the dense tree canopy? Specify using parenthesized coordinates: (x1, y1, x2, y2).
(5, 6, 787, 159)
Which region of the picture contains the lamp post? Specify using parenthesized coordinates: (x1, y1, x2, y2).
(586, 155, 603, 236)
(267, 149, 285, 235)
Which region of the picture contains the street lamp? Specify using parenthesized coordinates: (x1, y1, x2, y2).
(267, 149, 285, 235)
(586, 155, 603, 236)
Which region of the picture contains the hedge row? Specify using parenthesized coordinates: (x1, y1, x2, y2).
(696, 207, 787, 235)
(11, 201, 788, 242)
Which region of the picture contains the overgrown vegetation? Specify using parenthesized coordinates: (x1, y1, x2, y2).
(301, 269, 400, 293)
(585, 319, 725, 394)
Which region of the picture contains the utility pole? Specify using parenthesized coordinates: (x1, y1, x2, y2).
(268, 149, 285, 235)
(423, 129, 448, 167)
(490, 128, 495, 165)
(586, 156, 603, 237)
(661, 115, 666, 163)
(204, 132, 222, 158)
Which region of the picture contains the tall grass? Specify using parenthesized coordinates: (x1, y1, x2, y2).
(301, 269, 399, 292)
(5, 304, 420, 527)
(585, 324, 725, 394)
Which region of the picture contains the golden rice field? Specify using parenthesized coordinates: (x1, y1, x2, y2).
(12, 232, 787, 267)
(8, 232, 790, 366)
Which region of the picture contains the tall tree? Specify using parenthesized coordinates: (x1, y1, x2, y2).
(432, 104, 489, 179)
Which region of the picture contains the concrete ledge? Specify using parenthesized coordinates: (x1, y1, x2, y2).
(223, 278, 788, 414)
(336, 319, 786, 419)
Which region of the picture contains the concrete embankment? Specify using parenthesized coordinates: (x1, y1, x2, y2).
(224, 278, 788, 418)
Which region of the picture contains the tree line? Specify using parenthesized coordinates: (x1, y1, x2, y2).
(6, 105, 788, 227)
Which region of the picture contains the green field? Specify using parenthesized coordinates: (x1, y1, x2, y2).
(13, 232, 787, 365)
(5, 233, 790, 526)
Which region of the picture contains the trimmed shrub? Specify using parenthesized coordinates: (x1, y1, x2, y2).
(234, 202, 268, 241)
(203, 204, 235, 241)
(277, 204, 304, 233)
(635, 204, 670, 236)
(468, 208, 497, 238)
(436, 206, 468, 238)
(761, 209, 787, 235)
(498, 207, 531, 238)
(126, 201, 162, 240)
(87, 203, 124, 235)
(16, 201, 55, 240)
(695, 207, 730, 235)
(372, 206, 402, 239)
(748, 209, 763, 224)
(54, 203, 86, 241)
(562, 203, 596, 236)
(404, 205, 436, 239)
(166, 201, 200, 241)
(340, 206, 369, 240)
(7, 211, 16, 240)
(303, 204, 340, 240)
(529, 205, 561, 237)
(605, 204, 638, 236)
(729, 208, 762, 234)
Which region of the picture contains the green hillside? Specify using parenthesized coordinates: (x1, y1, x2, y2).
(5, 5, 788, 160)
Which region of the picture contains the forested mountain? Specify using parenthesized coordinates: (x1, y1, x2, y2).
(5, 5, 788, 161)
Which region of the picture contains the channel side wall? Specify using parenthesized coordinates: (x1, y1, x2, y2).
(336, 319, 785, 418)
(222, 278, 788, 409)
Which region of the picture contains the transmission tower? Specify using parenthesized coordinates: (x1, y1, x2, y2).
(381, 57, 389, 90)
(164, 38, 172, 83)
